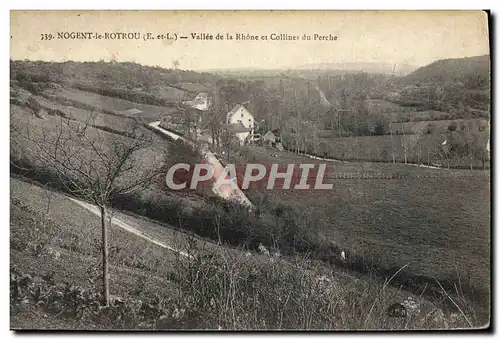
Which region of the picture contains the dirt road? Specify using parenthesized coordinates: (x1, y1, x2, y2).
(68, 197, 193, 259)
(148, 121, 253, 207)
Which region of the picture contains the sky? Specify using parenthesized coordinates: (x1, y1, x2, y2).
(10, 10, 490, 70)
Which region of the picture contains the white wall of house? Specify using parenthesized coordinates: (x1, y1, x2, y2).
(183, 93, 211, 111)
(227, 105, 254, 142)
(234, 132, 250, 144)
(193, 93, 210, 111)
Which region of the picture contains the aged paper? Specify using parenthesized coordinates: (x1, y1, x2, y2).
(10, 10, 490, 331)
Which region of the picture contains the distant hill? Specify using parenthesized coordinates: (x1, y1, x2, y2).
(10, 59, 219, 95)
(295, 62, 417, 76)
(203, 62, 417, 78)
(401, 55, 490, 86)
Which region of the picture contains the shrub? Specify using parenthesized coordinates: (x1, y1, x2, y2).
(373, 117, 389, 135)
(426, 123, 436, 134)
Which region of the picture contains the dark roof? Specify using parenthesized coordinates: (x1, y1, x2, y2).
(226, 104, 242, 120)
(223, 122, 252, 133)
(226, 104, 252, 121)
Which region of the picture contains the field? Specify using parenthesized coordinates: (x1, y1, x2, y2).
(390, 119, 488, 135)
(369, 99, 414, 115)
(10, 98, 209, 207)
(228, 144, 490, 320)
(10, 59, 491, 329)
(306, 131, 489, 168)
(175, 81, 210, 94)
(43, 87, 177, 121)
(11, 177, 477, 330)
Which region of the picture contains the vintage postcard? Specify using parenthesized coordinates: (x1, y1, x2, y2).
(10, 10, 491, 331)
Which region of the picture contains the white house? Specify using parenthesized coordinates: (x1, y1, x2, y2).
(225, 104, 254, 144)
(183, 93, 211, 111)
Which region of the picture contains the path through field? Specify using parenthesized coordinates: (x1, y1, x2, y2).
(67, 197, 192, 259)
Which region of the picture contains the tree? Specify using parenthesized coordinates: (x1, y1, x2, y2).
(373, 114, 389, 135)
(205, 83, 226, 149)
(220, 128, 240, 163)
(21, 116, 163, 306)
(388, 121, 396, 164)
(400, 131, 411, 164)
(448, 122, 458, 132)
(463, 131, 489, 170)
(426, 123, 436, 134)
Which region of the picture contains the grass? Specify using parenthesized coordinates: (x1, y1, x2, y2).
(33, 94, 138, 133)
(369, 99, 412, 115)
(227, 145, 490, 323)
(9, 62, 490, 329)
(11, 178, 479, 330)
(300, 133, 489, 168)
(45, 87, 176, 121)
(10, 99, 210, 201)
(389, 110, 453, 122)
(11, 95, 490, 327)
(391, 119, 488, 135)
(175, 81, 210, 94)
(10, 179, 182, 329)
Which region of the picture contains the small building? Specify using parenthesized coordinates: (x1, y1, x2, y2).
(183, 93, 211, 111)
(225, 104, 255, 144)
(262, 129, 282, 147)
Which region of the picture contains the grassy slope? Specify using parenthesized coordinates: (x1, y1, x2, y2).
(47, 87, 176, 121)
(314, 132, 489, 167)
(402, 55, 490, 85)
(231, 145, 490, 311)
(10, 177, 216, 329)
(391, 119, 488, 135)
(11, 177, 478, 330)
(10, 90, 209, 201)
(9, 60, 490, 328)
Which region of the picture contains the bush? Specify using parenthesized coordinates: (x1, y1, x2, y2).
(373, 116, 389, 136)
(426, 123, 436, 134)
(448, 122, 458, 132)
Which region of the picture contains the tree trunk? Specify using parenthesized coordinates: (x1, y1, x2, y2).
(100, 205, 110, 306)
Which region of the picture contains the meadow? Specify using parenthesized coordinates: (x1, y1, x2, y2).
(43, 87, 177, 121)
(279, 131, 490, 169)
(10, 177, 477, 330)
(229, 145, 490, 322)
(10, 59, 491, 329)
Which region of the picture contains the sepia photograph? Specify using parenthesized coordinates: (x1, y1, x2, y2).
(9, 10, 491, 331)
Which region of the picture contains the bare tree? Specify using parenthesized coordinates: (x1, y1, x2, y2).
(310, 123, 321, 155)
(302, 121, 320, 155)
(400, 125, 410, 164)
(43, 184, 55, 215)
(19, 116, 163, 306)
(205, 83, 226, 149)
(220, 128, 234, 163)
(389, 121, 396, 164)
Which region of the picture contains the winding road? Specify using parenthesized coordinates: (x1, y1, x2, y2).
(148, 121, 254, 208)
